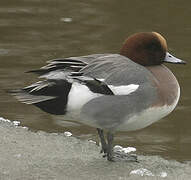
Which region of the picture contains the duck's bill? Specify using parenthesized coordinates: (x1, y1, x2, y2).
(164, 52, 186, 64)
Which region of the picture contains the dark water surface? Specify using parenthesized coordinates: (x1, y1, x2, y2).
(0, 0, 191, 162)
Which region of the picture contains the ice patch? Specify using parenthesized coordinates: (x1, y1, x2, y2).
(114, 145, 136, 153)
(130, 168, 168, 178)
(64, 131, 72, 137)
(13, 121, 20, 126)
(0, 117, 26, 128)
(130, 168, 154, 177)
(14, 154, 21, 158)
(159, 171, 168, 178)
(0, 117, 11, 123)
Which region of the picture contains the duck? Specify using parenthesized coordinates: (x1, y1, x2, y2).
(11, 32, 185, 161)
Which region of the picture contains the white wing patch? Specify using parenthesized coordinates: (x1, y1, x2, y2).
(67, 83, 139, 113)
(108, 84, 139, 95)
(67, 82, 101, 111)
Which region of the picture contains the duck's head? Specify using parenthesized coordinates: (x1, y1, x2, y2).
(120, 32, 186, 66)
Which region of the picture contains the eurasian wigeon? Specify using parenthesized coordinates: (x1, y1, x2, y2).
(12, 32, 185, 161)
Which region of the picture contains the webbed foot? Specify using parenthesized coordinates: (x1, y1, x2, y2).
(111, 151, 138, 162)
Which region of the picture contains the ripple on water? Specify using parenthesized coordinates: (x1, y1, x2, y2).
(0, 49, 9, 55)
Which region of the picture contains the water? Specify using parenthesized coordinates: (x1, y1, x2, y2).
(0, 0, 191, 162)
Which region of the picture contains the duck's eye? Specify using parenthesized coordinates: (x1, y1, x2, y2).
(168, 55, 172, 58)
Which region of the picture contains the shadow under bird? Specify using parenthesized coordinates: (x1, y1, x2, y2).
(11, 32, 186, 161)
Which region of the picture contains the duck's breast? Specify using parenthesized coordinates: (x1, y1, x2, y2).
(116, 65, 180, 132)
(147, 65, 180, 107)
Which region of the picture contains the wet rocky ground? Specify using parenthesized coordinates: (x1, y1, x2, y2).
(0, 117, 191, 180)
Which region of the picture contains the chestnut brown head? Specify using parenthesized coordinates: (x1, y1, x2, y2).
(120, 32, 185, 66)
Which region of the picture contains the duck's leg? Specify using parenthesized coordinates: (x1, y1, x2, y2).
(97, 128, 107, 156)
(106, 131, 138, 162)
(97, 129, 138, 162)
(106, 132, 114, 161)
